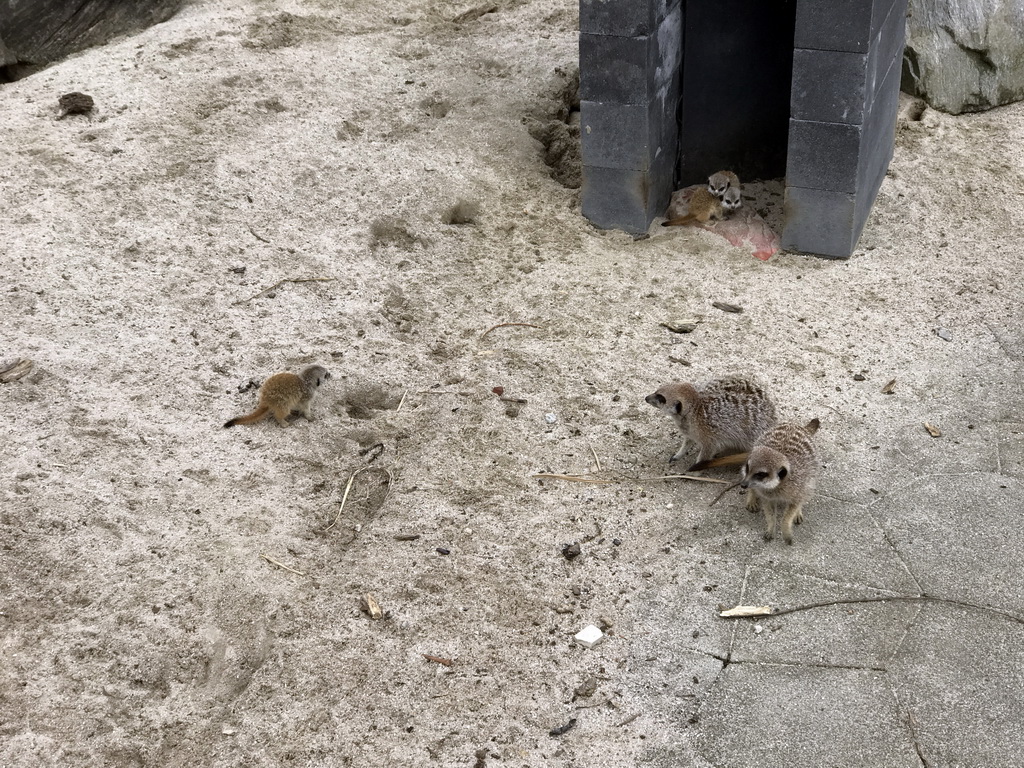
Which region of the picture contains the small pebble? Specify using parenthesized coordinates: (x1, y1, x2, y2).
(544, 413, 557, 424)
(574, 624, 604, 649)
(853, 373, 866, 381)
(753, 624, 764, 635)
(935, 327, 952, 341)
(436, 547, 450, 555)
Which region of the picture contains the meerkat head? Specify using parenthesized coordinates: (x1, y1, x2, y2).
(707, 172, 732, 198)
(301, 365, 330, 388)
(645, 383, 698, 422)
(721, 186, 742, 213)
(740, 448, 788, 492)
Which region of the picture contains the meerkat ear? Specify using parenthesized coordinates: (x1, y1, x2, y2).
(777, 466, 788, 480)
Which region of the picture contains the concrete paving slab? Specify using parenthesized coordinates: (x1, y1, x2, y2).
(730, 565, 922, 669)
(694, 663, 921, 767)
(870, 473, 1024, 613)
(889, 602, 1024, 767)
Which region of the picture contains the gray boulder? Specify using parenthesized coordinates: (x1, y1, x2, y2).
(902, 0, 1024, 114)
(0, 1, 183, 81)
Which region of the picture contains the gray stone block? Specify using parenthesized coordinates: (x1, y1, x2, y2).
(791, 0, 905, 124)
(794, 0, 896, 53)
(781, 186, 858, 258)
(581, 100, 651, 171)
(579, 32, 650, 106)
(581, 159, 673, 233)
(785, 120, 863, 193)
(579, 0, 680, 38)
(867, 0, 908, 99)
(791, 49, 868, 123)
(580, 4, 682, 107)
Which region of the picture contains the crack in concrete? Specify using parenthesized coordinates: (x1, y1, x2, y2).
(761, 566, 910, 597)
(863, 491, 924, 593)
(888, 678, 933, 768)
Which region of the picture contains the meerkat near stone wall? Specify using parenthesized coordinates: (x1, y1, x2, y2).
(662, 187, 724, 227)
(721, 186, 742, 215)
(740, 419, 820, 544)
(224, 365, 330, 428)
(645, 377, 777, 469)
(707, 170, 740, 198)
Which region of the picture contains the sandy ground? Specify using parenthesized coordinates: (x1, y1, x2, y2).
(2, 2, 1023, 766)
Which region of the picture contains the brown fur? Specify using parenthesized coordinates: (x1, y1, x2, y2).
(740, 420, 819, 544)
(707, 170, 740, 198)
(662, 187, 724, 227)
(224, 365, 330, 428)
(645, 377, 777, 470)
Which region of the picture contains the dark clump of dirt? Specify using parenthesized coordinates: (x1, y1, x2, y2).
(442, 199, 480, 225)
(370, 217, 427, 250)
(526, 66, 581, 189)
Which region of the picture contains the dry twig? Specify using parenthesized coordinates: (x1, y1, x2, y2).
(233, 276, 336, 305)
(532, 473, 613, 485)
(260, 553, 306, 576)
(480, 322, 544, 340)
(422, 654, 453, 666)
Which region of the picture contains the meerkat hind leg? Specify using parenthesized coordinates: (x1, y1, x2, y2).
(272, 406, 291, 426)
(781, 504, 804, 545)
(762, 501, 777, 541)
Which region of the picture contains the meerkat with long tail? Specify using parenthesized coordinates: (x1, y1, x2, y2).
(224, 365, 330, 428)
(645, 377, 777, 470)
(662, 187, 724, 227)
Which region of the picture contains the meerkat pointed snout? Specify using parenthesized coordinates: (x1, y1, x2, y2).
(646, 377, 777, 470)
(224, 365, 330, 428)
(740, 419, 819, 544)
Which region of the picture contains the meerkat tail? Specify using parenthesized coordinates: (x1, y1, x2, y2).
(804, 418, 820, 435)
(223, 405, 271, 428)
(688, 453, 749, 472)
(662, 214, 698, 227)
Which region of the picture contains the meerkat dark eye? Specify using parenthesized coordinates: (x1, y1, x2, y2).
(777, 467, 788, 480)
(753, 471, 768, 481)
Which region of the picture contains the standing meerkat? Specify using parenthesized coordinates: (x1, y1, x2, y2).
(707, 170, 740, 198)
(645, 377, 777, 469)
(224, 365, 330, 428)
(739, 419, 819, 544)
(662, 187, 724, 227)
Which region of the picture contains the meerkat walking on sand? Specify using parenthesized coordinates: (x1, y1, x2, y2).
(707, 170, 740, 199)
(739, 419, 819, 544)
(645, 377, 777, 469)
(224, 365, 330, 428)
(662, 187, 724, 227)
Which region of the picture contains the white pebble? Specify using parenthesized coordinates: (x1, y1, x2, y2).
(574, 624, 604, 649)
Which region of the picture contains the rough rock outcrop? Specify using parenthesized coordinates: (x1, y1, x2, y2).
(902, 0, 1024, 114)
(0, 1, 183, 81)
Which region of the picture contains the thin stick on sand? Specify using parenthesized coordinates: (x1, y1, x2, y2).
(260, 553, 306, 576)
(480, 322, 544, 340)
(233, 276, 336, 305)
